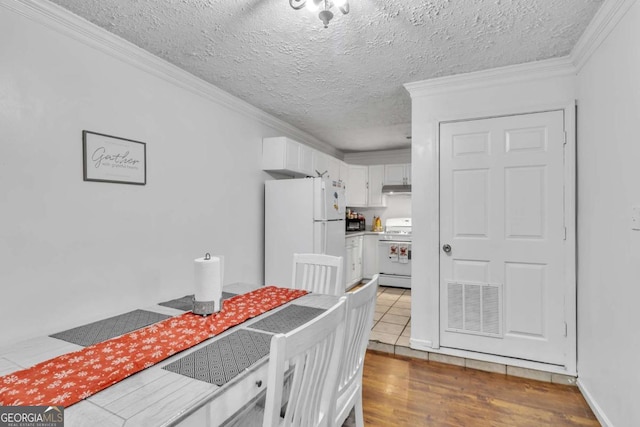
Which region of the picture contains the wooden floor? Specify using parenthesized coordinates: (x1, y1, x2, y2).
(358, 351, 599, 427)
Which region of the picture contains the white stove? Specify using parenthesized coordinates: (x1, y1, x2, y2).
(378, 218, 412, 288)
(380, 217, 412, 241)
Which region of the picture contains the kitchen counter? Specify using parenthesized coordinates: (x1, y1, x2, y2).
(346, 231, 384, 237)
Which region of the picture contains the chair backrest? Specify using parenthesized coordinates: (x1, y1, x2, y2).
(263, 296, 347, 427)
(334, 275, 379, 425)
(292, 253, 344, 296)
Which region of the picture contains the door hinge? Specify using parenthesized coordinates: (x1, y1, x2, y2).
(564, 322, 568, 337)
(563, 131, 568, 145)
(563, 226, 567, 240)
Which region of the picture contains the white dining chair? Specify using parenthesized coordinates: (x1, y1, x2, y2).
(229, 296, 347, 427)
(291, 253, 344, 296)
(333, 274, 379, 427)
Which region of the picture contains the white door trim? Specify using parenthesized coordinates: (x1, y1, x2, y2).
(414, 101, 576, 374)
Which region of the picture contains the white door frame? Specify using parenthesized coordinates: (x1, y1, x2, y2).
(419, 101, 576, 374)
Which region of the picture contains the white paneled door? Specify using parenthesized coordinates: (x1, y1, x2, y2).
(439, 110, 569, 366)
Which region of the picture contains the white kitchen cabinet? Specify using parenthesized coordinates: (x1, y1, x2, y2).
(345, 240, 353, 287)
(308, 148, 347, 181)
(312, 150, 328, 178)
(313, 152, 341, 181)
(346, 165, 368, 206)
(346, 165, 387, 207)
(262, 137, 314, 177)
(339, 161, 349, 184)
(345, 234, 364, 288)
(384, 163, 411, 185)
(354, 235, 363, 284)
(367, 165, 386, 207)
(362, 234, 379, 279)
(299, 144, 314, 176)
(326, 155, 341, 181)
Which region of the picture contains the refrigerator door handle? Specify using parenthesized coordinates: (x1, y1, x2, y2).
(321, 179, 327, 221)
(322, 221, 328, 254)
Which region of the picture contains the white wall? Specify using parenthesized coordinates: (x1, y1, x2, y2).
(355, 196, 412, 227)
(405, 60, 577, 372)
(575, 1, 640, 425)
(0, 3, 312, 347)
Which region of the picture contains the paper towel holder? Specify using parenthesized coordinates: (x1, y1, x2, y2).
(193, 298, 219, 317)
(193, 252, 221, 317)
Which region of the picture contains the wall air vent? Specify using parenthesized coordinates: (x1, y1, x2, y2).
(446, 281, 502, 337)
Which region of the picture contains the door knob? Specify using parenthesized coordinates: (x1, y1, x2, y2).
(442, 244, 452, 253)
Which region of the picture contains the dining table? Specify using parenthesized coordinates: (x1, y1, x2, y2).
(0, 282, 340, 426)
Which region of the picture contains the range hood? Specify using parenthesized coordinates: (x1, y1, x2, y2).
(382, 184, 412, 195)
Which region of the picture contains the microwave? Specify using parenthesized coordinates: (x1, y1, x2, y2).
(346, 218, 365, 231)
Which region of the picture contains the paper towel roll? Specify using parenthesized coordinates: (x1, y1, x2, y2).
(194, 254, 223, 305)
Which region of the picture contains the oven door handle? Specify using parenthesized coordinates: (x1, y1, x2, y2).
(379, 240, 412, 246)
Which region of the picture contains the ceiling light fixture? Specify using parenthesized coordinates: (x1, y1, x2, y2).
(289, 0, 349, 28)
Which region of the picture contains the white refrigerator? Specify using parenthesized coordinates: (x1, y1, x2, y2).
(265, 177, 346, 287)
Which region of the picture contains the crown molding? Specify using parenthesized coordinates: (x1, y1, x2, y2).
(570, 0, 637, 72)
(343, 148, 411, 165)
(0, 0, 341, 158)
(404, 56, 576, 98)
(404, 0, 638, 99)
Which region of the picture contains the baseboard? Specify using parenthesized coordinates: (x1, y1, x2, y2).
(577, 379, 613, 427)
(409, 338, 432, 350)
(407, 338, 576, 377)
(429, 346, 575, 376)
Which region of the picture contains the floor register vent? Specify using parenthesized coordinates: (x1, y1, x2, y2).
(446, 282, 502, 337)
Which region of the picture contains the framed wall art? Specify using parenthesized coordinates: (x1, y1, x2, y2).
(82, 130, 146, 185)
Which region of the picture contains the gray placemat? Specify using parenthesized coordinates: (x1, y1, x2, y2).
(50, 309, 170, 347)
(163, 329, 272, 386)
(247, 304, 326, 334)
(158, 292, 237, 311)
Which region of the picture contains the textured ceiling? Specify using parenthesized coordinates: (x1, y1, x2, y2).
(48, 0, 603, 153)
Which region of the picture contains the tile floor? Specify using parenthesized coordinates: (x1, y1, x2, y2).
(368, 286, 413, 354)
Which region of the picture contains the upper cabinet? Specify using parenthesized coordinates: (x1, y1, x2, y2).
(312, 151, 342, 182)
(262, 137, 407, 206)
(262, 137, 314, 177)
(346, 165, 368, 206)
(384, 163, 411, 185)
(312, 150, 328, 177)
(339, 161, 349, 184)
(299, 144, 314, 177)
(367, 165, 386, 206)
(346, 165, 386, 207)
(263, 137, 347, 183)
(327, 156, 341, 182)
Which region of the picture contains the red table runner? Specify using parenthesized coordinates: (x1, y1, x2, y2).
(0, 286, 307, 408)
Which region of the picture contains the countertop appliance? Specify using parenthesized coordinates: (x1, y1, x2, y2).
(265, 177, 346, 287)
(378, 217, 412, 288)
(346, 217, 365, 231)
